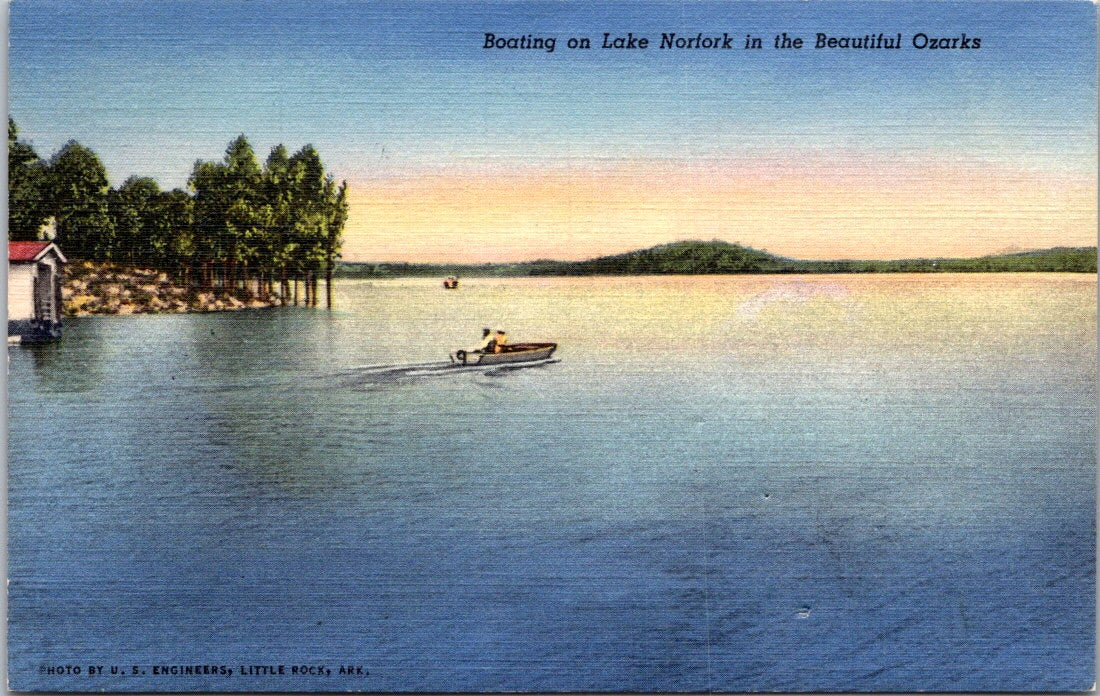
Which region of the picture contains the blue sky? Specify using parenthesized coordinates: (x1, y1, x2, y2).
(11, 1, 1096, 185)
(8, 1, 1097, 260)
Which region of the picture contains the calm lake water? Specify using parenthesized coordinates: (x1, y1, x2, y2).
(8, 274, 1096, 692)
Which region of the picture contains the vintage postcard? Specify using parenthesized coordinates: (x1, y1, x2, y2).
(6, 0, 1096, 692)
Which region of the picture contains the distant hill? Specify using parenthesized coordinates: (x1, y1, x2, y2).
(337, 241, 1097, 277)
(559, 240, 791, 274)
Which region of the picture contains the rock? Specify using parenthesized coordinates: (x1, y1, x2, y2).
(66, 294, 96, 311)
(57, 262, 294, 317)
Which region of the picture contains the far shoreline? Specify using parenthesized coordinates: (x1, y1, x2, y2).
(337, 241, 1098, 279)
(58, 242, 1096, 318)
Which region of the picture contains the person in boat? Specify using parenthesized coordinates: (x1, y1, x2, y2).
(493, 329, 508, 353)
(472, 328, 495, 354)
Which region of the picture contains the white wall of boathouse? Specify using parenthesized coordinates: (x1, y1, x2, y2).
(8, 263, 37, 321)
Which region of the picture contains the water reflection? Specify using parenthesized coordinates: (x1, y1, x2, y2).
(17, 321, 104, 393)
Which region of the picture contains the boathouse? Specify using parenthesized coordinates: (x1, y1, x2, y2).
(8, 241, 67, 342)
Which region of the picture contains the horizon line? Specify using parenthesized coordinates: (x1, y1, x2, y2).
(340, 240, 1099, 267)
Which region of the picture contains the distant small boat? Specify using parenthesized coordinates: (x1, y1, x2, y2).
(450, 342, 557, 366)
(443, 277, 459, 289)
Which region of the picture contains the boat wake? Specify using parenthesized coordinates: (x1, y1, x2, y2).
(180, 358, 559, 396)
(336, 357, 560, 388)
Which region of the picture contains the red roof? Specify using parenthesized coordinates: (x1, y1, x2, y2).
(9, 241, 61, 263)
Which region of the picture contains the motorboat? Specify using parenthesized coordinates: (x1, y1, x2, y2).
(450, 342, 557, 366)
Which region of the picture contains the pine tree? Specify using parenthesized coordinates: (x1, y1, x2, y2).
(108, 176, 160, 263)
(46, 140, 113, 258)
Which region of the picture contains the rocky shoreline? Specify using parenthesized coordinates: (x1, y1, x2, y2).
(63, 261, 282, 317)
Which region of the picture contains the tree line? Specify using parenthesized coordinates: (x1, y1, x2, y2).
(339, 240, 1098, 277)
(8, 119, 348, 307)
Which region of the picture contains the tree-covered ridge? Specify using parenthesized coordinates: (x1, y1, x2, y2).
(340, 240, 1098, 277)
(567, 240, 791, 274)
(8, 120, 347, 307)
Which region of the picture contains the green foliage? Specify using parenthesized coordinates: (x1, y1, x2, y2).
(10, 123, 346, 305)
(108, 176, 195, 267)
(46, 140, 113, 258)
(279, 144, 347, 276)
(154, 189, 196, 269)
(190, 135, 266, 266)
(8, 118, 50, 240)
(108, 176, 159, 263)
(183, 135, 347, 301)
(561, 240, 790, 274)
